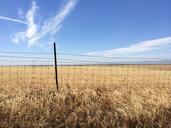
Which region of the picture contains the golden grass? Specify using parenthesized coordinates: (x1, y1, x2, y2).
(0, 65, 171, 128)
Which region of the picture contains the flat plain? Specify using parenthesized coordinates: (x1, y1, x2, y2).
(0, 65, 171, 128)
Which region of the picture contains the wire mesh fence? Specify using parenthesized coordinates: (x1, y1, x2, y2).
(57, 53, 171, 87)
(0, 52, 55, 86)
(0, 51, 171, 88)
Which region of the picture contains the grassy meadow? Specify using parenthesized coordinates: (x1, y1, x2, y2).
(0, 65, 171, 128)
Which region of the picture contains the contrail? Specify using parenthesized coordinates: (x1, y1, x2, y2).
(0, 16, 28, 25)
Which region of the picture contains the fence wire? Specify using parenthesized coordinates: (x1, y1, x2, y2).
(0, 51, 171, 88)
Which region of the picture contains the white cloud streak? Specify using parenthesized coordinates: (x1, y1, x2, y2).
(28, 0, 78, 46)
(10, 0, 78, 47)
(0, 16, 28, 25)
(11, 1, 38, 44)
(86, 37, 171, 56)
(26, 1, 37, 39)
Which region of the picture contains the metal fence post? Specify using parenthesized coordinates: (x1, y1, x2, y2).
(54, 42, 59, 91)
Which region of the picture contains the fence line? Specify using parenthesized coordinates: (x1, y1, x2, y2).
(0, 51, 171, 89)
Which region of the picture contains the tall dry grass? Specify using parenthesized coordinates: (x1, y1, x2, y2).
(0, 65, 171, 128)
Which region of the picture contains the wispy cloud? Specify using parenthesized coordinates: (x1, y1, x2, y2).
(28, 0, 78, 46)
(86, 37, 171, 56)
(11, 1, 38, 44)
(10, 0, 78, 46)
(0, 16, 28, 25)
(25, 1, 38, 39)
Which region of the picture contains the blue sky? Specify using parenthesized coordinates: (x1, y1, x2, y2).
(0, 0, 171, 57)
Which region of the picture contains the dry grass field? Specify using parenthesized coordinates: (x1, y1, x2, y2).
(0, 65, 171, 128)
